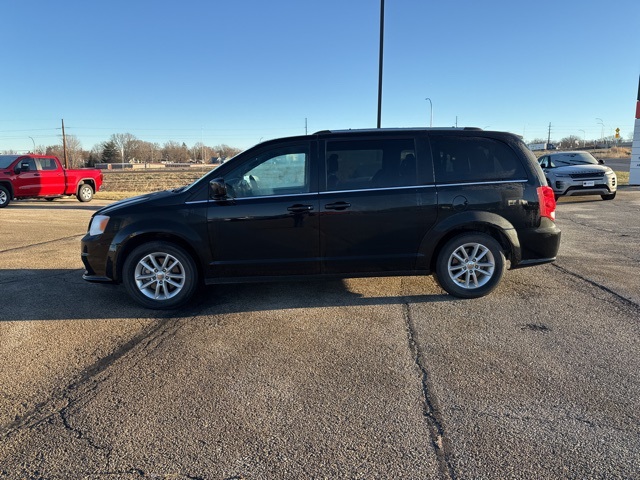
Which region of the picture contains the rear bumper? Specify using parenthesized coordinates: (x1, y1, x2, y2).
(512, 220, 561, 269)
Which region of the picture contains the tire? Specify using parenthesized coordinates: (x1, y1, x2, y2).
(435, 233, 506, 299)
(601, 192, 616, 201)
(123, 241, 198, 309)
(0, 185, 10, 208)
(45, 197, 56, 202)
(77, 184, 94, 202)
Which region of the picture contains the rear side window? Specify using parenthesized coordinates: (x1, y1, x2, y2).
(430, 136, 527, 184)
(325, 138, 416, 190)
(38, 158, 58, 170)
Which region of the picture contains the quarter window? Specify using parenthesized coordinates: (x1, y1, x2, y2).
(431, 136, 527, 184)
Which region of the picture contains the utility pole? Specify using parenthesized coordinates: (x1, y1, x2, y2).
(376, 0, 384, 128)
(305, 117, 308, 135)
(61, 119, 68, 168)
(547, 122, 552, 145)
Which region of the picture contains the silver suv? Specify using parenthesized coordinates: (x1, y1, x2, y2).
(538, 151, 617, 200)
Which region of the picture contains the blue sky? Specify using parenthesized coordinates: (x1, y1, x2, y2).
(1, 0, 639, 153)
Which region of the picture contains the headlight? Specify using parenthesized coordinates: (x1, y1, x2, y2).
(89, 215, 110, 236)
(554, 173, 570, 178)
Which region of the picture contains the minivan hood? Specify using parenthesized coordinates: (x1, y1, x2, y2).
(97, 189, 176, 215)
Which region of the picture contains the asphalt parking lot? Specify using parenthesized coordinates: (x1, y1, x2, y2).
(1, 190, 639, 479)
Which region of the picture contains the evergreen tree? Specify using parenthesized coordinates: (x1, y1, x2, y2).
(101, 141, 119, 163)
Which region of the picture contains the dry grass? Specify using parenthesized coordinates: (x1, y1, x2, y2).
(94, 191, 145, 201)
(615, 171, 630, 185)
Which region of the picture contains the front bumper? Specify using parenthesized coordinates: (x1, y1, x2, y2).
(81, 233, 117, 283)
(553, 176, 617, 197)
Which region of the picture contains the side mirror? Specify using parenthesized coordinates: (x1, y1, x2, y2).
(15, 162, 29, 174)
(209, 178, 227, 200)
(598, 159, 604, 165)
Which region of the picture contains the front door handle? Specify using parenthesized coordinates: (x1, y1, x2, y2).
(287, 204, 314, 213)
(325, 201, 351, 211)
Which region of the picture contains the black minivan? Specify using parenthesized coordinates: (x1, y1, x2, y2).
(81, 128, 561, 309)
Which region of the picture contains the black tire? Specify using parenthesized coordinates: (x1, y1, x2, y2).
(601, 192, 616, 201)
(435, 233, 506, 299)
(77, 184, 94, 202)
(45, 197, 56, 202)
(0, 185, 10, 208)
(123, 241, 198, 309)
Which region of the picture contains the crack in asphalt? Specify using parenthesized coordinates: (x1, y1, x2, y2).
(552, 263, 640, 313)
(0, 234, 85, 255)
(1, 314, 182, 438)
(401, 290, 457, 480)
(1, 297, 213, 476)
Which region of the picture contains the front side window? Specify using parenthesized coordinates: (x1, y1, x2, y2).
(325, 138, 416, 191)
(538, 156, 553, 168)
(431, 136, 527, 184)
(19, 158, 37, 172)
(225, 145, 309, 198)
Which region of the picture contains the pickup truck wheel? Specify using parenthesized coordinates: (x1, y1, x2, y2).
(123, 241, 198, 309)
(78, 184, 94, 202)
(0, 185, 10, 208)
(435, 233, 505, 299)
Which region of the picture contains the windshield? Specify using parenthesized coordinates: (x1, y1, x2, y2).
(0, 155, 20, 169)
(552, 153, 599, 167)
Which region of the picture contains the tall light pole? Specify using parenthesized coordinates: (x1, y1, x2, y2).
(596, 118, 604, 144)
(425, 98, 433, 127)
(28, 136, 35, 153)
(579, 129, 586, 147)
(376, 0, 385, 128)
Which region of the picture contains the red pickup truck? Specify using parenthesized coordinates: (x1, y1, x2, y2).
(0, 154, 103, 208)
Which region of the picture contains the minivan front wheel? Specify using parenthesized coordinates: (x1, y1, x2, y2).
(123, 241, 198, 309)
(435, 233, 505, 299)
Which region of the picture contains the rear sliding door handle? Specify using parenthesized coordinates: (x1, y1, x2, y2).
(287, 204, 314, 213)
(325, 201, 351, 211)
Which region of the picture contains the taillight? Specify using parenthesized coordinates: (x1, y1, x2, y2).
(537, 185, 556, 221)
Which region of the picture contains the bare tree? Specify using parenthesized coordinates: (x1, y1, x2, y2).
(110, 133, 139, 164)
(64, 135, 84, 167)
(162, 141, 190, 163)
(213, 144, 242, 160)
(559, 135, 581, 149)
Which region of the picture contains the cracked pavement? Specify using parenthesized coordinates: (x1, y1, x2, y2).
(1, 191, 639, 478)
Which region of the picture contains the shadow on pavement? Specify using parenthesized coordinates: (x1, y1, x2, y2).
(0, 268, 450, 322)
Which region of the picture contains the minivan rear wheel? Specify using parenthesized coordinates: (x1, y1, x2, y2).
(123, 241, 198, 309)
(435, 233, 505, 299)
